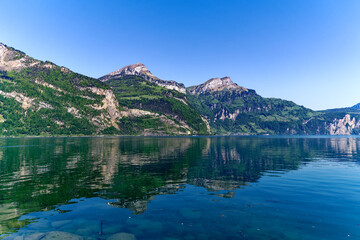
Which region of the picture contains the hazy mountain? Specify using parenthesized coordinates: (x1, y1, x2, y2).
(352, 103, 360, 110)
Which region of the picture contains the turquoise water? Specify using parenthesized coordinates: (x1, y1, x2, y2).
(0, 136, 360, 239)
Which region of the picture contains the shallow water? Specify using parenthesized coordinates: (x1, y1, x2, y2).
(0, 136, 359, 239)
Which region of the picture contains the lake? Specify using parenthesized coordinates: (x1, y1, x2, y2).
(0, 136, 359, 239)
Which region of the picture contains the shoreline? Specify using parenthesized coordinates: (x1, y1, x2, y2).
(0, 134, 358, 139)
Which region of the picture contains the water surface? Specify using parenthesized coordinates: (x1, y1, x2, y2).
(0, 136, 359, 239)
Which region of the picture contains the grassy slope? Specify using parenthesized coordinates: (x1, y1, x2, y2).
(106, 75, 209, 135)
(186, 89, 350, 135)
(0, 66, 108, 136)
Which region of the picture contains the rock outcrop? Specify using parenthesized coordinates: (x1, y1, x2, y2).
(0, 43, 34, 71)
(78, 87, 121, 130)
(99, 62, 157, 82)
(3, 41, 360, 136)
(187, 76, 248, 95)
(185, 76, 326, 135)
(0, 90, 35, 109)
(99, 63, 186, 94)
(328, 114, 360, 135)
(0, 43, 57, 72)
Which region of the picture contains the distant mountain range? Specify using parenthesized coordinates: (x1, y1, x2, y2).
(321, 103, 360, 114)
(1, 42, 360, 136)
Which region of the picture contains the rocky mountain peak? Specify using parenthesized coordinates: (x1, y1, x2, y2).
(187, 76, 249, 95)
(0, 42, 6, 53)
(99, 63, 158, 82)
(122, 62, 154, 75)
(204, 77, 237, 90)
(0, 43, 41, 71)
(99, 63, 186, 94)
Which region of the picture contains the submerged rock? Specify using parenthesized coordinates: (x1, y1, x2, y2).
(76, 227, 97, 236)
(51, 219, 72, 228)
(40, 231, 83, 240)
(107, 232, 136, 240)
(14, 231, 82, 240)
(27, 221, 50, 230)
(102, 224, 124, 235)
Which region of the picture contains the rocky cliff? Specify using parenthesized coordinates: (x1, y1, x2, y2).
(0, 43, 208, 136)
(104, 75, 209, 135)
(99, 63, 186, 94)
(327, 114, 360, 135)
(0, 43, 63, 73)
(186, 76, 360, 135)
(0, 43, 127, 135)
(1, 42, 360, 136)
(188, 76, 248, 95)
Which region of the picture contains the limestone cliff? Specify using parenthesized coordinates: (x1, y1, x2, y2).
(0, 43, 62, 72)
(186, 76, 328, 135)
(187, 77, 249, 95)
(3, 42, 360, 136)
(99, 63, 186, 94)
(328, 114, 360, 135)
(0, 43, 209, 136)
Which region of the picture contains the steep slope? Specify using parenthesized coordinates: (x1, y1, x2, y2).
(0, 43, 124, 136)
(2, 42, 359, 136)
(99, 63, 186, 93)
(188, 77, 249, 94)
(102, 74, 210, 135)
(0, 43, 211, 136)
(187, 77, 360, 135)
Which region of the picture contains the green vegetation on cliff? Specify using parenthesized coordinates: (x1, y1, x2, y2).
(0, 43, 210, 136)
(186, 82, 360, 135)
(106, 75, 209, 135)
(0, 67, 107, 136)
(1, 42, 359, 136)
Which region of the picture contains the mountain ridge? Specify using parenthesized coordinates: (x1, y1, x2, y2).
(188, 76, 249, 95)
(100, 63, 186, 94)
(1, 42, 360, 136)
(0, 43, 209, 136)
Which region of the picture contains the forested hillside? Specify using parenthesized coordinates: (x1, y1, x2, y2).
(0, 43, 209, 136)
(187, 77, 360, 135)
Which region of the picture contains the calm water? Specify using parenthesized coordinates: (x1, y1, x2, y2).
(0, 136, 359, 240)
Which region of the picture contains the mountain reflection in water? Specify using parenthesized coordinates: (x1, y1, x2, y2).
(0, 136, 359, 237)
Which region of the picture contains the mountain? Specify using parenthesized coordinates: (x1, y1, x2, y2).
(188, 76, 249, 94)
(319, 102, 360, 117)
(0, 42, 122, 136)
(352, 103, 360, 110)
(186, 76, 360, 135)
(0, 43, 209, 136)
(99, 65, 210, 135)
(320, 104, 360, 114)
(1, 42, 360, 136)
(99, 63, 186, 93)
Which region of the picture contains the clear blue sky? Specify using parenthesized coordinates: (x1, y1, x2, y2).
(1, 0, 360, 110)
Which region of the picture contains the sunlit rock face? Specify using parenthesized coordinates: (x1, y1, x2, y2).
(187, 76, 248, 95)
(99, 63, 158, 82)
(99, 63, 186, 94)
(0, 43, 39, 71)
(328, 114, 360, 135)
